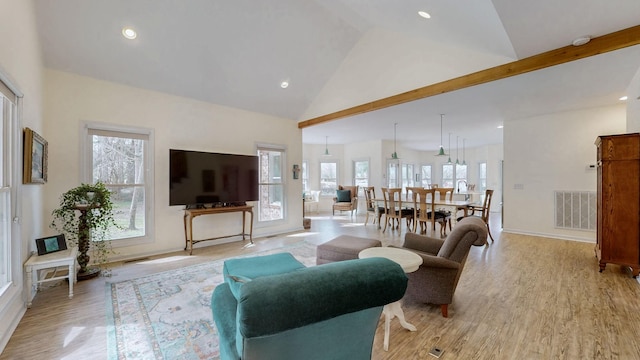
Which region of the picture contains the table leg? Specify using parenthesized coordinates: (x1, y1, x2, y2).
(248, 209, 254, 244)
(242, 210, 246, 240)
(26, 265, 33, 308)
(382, 300, 417, 351)
(68, 261, 75, 299)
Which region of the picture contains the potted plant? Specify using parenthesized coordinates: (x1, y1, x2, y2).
(50, 182, 117, 279)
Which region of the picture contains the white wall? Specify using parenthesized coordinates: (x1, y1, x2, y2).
(503, 105, 627, 242)
(0, 0, 44, 351)
(43, 70, 303, 260)
(627, 66, 640, 132)
(302, 27, 514, 120)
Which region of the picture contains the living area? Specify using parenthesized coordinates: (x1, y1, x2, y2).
(3, 2, 640, 360)
(4, 212, 640, 359)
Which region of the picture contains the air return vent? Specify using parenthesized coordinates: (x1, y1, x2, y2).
(554, 191, 596, 230)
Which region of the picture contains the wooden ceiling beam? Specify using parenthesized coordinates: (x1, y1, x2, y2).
(298, 24, 640, 129)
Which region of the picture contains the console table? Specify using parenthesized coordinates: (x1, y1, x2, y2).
(183, 206, 254, 255)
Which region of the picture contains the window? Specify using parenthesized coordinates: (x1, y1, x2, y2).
(83, 124, 153, 243)
(401, 163, 414, 191)
(302, 160, 309, 192)
(479, 162, 487, 191)
(455, 163, 468, 192)
(354, 160, 369, 194)
(442, 164, 454, 188)
(320, 161, 337, 196)
(258, 146, 284, 221)
(0, 79, 19, 295)
(387, 159, 399, 187)
(421, 165, 432, 188)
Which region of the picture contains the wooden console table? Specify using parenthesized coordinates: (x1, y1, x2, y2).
(183, 205, 254, 255)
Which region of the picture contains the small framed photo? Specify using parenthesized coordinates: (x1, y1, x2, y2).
(35, 234, 67, 256)
(23, 127, 48, 184)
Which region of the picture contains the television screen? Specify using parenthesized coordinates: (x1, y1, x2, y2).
(170, 149, 259, 206)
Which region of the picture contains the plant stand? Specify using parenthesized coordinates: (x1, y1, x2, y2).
(76, 205, 101, 280)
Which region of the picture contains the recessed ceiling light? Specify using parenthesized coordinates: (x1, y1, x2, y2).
(280, 81, 289, 89)
(619, 95, 628, 101)
(418, 11, 431, 19)
(122, 27, 137, 40)
(572, 36, 591, 46)
(497, 125, 504, 129)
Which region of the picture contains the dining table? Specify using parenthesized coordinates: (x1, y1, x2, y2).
(372, 196, 472, 230)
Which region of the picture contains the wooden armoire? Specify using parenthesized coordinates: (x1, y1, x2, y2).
(595, 133, 640, 278)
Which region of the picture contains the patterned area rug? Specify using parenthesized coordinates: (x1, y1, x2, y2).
(106, 241, 317, 360)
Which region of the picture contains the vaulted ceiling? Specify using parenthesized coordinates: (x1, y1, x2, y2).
(33, 0, 640, 150)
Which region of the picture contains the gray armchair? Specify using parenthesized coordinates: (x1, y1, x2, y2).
(400, 216, 487, 317)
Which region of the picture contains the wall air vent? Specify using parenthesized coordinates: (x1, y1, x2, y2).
(554, 191, 596, 231)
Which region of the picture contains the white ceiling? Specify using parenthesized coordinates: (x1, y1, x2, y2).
(33, 0, 640, 151)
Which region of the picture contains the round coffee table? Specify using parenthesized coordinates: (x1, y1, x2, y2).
(359, 246, 423, 351)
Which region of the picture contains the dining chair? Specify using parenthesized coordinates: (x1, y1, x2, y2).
(408, 187, 434, 234)
(457, 189, 495, 244)
(381, 188, 413, 233)
(434, 187, 454, 235)
(363, 186, 383, 226)
(411, 187, 452, 237)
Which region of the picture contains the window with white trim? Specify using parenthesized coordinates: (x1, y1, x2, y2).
(83, 124, 153, 243)
(320, 161, 338, 196)
(401, 163, 414, 191)
(0, 81, 17, 293)
(258, 146, 285, 222)
(479, 162, 487, 191)
(302, 160, 309, 192)
(442, 164, 454, 188)
(421, 165, 432, 188)
(354, 160, 369, 194)
(455, 163, 468, 192)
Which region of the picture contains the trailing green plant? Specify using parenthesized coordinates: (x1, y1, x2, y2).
(50, 182, 119, 275)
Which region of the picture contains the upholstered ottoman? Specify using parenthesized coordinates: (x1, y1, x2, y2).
(316, 235, 382, 265)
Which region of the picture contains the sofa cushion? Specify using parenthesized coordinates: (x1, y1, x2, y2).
(336, 189, 351, 202)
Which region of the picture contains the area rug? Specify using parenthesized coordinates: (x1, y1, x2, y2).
(106, 241, 317, 360)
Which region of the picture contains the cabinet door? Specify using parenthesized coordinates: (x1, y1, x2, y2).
(600, 159, 640, 265)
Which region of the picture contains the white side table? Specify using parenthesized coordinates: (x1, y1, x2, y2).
(359, 246, 423, 351)
(24, 246, 78, 308)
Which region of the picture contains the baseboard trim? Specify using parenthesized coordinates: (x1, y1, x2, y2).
(501, 228, 596, 244)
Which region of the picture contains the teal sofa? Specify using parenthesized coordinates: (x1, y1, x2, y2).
(211, 252, 408, 360)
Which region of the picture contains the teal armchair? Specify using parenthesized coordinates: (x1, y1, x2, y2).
(211, 253, 408, 360)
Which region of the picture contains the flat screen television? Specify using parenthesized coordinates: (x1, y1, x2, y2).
(169, 149, 259, 207)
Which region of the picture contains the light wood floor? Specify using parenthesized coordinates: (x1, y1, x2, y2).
(2, 212, 640, 359)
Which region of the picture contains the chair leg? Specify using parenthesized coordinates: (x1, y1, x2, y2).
(365, 212, 370, 225)
(440, 304, 448, 318)
(486, 222, 495, 242)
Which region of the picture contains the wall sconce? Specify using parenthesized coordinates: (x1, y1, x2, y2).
(292, 164, 300, 179)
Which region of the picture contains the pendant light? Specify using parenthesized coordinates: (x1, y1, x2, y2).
(435, 114, 448, 156)
(391, 122, 399, 159)
(455, 136, 460, 165)
(323, 136, 331, 156)
(447, 133, 452, 164)
(462, 138, 467, 165)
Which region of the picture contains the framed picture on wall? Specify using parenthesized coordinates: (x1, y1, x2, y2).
(23, 127, 48, 184)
